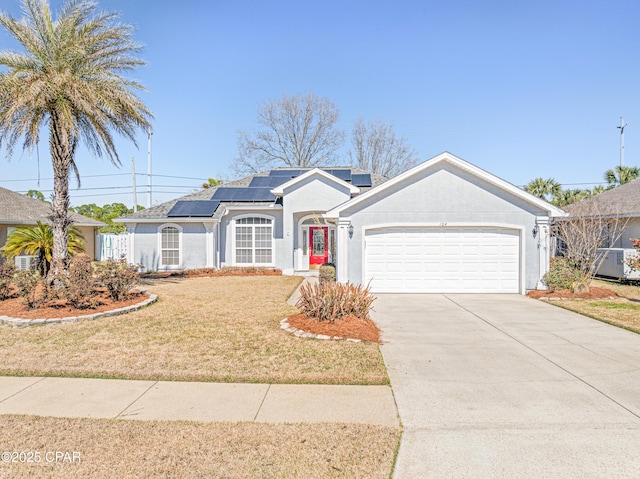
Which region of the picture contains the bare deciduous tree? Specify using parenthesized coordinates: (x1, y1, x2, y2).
(233, 93, 344, 175)
(553, 201, 629, 291)
(349, 118, 419, 177)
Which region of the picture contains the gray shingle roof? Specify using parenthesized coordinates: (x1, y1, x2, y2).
(0, 187, 104, 226)
(564, 179, 640, 217)
(119, 167, 389, 221)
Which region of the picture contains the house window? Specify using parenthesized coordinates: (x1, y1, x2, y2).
(160, 226, 180, 266)
(235, 217, 273, 265)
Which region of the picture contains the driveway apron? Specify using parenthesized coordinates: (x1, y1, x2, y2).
(373, 294, 640, 478)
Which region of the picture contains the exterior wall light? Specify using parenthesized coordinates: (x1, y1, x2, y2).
(348, 224, 354, 238)
(532, 224, 539, 238)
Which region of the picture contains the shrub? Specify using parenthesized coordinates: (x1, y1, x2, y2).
(543, 257, 584, 291)
(626, 238, 640, 272)
(13, 269, 42, 309)
(296, 281, 376, 323)
(0, 262, 16, 301)
(62, 254, 99, 309)
(319, 263, 336, 286)
(93, 258, 140, 301)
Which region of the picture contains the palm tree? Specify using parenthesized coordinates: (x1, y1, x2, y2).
(587, 185, 607, 196)
(524, 177, 561, 202)
(604, 165, 640, 186)
(0, 0, 152, 281)
(552, 189, 588, 208)
(1, 221, 84, 276)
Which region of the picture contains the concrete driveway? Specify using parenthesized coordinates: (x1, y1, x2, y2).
(373, 294, 640, 478)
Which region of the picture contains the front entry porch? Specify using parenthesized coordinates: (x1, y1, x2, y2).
(295, 215, 335, 272)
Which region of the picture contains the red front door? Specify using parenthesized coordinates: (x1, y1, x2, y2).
(309, 226, 328, 269)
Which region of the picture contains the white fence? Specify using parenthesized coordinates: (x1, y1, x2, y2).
(97, 234, 128, 261)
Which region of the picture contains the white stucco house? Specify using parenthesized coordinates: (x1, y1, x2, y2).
(117, 152, 565, 293)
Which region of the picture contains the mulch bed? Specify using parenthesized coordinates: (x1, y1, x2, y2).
(142, 267, 282, 279)
(0, 289, 149, 320)
(287, 313, 382, 343)
(527, 286, 618, 300)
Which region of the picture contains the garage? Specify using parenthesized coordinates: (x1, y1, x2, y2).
(364, 227, 521, 293)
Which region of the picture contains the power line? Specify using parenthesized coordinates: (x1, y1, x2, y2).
(0, 173, 210, 183)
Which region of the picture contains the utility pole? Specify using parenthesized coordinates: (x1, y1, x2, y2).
(617, 117, 627, 168)
(147, 126, 153, 207)
(131, 156, 137, 212)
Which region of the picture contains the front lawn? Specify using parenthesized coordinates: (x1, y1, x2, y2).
(0, 276, 388, 385)
(551, 279, 640, 334)
(0, 416, 400, 479)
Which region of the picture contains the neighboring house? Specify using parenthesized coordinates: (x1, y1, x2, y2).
(563, 179, 640, 249)
(0, 187, 104, 265)
(562, 179, 640, 280)
(117, 152, 565, 293)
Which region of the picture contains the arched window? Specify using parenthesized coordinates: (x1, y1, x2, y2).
(234, 216, 273, 265)
(159, 225, 181, 266)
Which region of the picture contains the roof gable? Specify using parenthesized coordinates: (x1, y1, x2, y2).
(270, 168, 359, 195)
(325, 152, 566, 218)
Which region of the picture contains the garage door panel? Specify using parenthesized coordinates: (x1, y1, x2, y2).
(364, 227, 520, 293)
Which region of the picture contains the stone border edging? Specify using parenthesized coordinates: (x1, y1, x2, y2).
(280, 317, 361, 343)
(0, 292, 158, 328)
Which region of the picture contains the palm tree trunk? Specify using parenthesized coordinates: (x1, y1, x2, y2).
(48, 115, 72, 283)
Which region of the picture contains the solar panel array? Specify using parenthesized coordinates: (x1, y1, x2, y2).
(248, 176, 290, 188)
(211, 187, 276, 202)
(166, 169, 373, 217)
(268, 169, 303, 177)
(351, 173, 372, 187)
(167, 200, 221, 217)
(322, 169, 352, 182)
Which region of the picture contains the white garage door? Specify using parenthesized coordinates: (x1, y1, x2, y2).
(364, 227, 520, 293)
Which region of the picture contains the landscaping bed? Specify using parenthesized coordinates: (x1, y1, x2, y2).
(0, 287, 150, 320)
(286, 312, 381, 343)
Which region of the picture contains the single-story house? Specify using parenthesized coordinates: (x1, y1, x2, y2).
(117, 152, 565, 293)
(564, 179, 640, 249)
(0, 186, 104, 267)
(562, 178, 640, 280)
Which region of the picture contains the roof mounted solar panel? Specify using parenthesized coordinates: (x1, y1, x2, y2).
(248, 176, 290, 188)
(167, 200, 220, 217)
(211, 187, 276, 202)
(351, 173, 372, 187)
(268, 169, 304, 177)
(323, 169, 352, 182)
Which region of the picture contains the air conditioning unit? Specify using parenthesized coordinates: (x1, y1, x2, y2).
(14, 255, 36, 271)
(596, 248, 640, 280)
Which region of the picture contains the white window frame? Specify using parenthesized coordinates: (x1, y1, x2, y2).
(232, 215, 275, 266)
(158, 223, 183, 269)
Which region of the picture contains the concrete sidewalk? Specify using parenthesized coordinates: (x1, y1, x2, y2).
(0, 376, 398, 427)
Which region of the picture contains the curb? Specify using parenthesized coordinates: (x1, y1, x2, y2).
(280, 317, 361, 343)
(0, 292, 158, 328)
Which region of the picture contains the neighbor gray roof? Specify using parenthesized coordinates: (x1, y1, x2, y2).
(564, 179, 640, 217)
(119, 167, 389, 221)
(0, 187, 104, 227)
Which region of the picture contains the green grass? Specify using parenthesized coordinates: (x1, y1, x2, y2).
(586, 301, 640, 310)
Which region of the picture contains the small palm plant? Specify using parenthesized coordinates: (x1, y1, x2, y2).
(1, 221, 84, 276)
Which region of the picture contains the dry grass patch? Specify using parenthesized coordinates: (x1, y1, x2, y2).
(550, 279, 640, 334)
(0, 416, 399, 479)
(0, 276, 388, 385)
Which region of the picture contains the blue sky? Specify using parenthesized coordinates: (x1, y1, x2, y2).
(0, 0, 639, 207)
